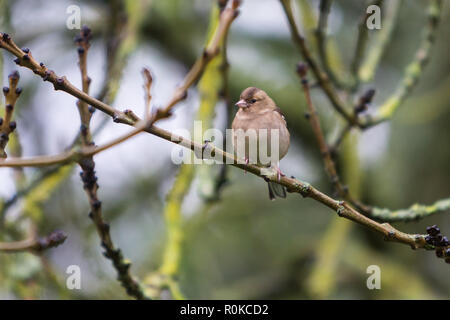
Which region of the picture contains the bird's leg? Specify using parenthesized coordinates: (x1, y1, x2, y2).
(244, 157, 249, 174)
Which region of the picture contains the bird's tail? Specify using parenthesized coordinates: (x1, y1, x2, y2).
(267, 181, 286, 200)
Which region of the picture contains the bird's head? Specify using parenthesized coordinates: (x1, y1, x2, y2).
(235, 87, 276, 112)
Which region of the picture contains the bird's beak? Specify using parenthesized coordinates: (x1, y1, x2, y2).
(235, 99, 248, 108)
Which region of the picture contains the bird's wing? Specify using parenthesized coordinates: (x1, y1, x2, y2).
(274, 107, 287, 125)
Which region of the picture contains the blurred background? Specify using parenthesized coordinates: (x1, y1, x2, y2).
(0, 0, 449, 299)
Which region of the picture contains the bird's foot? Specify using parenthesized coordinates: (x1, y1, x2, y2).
(244, 157, 249, 174)
(276, 167, 285, 182)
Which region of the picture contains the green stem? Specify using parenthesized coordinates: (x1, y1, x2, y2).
(367, 0, 443, 126)
(371, 198, 450, 222)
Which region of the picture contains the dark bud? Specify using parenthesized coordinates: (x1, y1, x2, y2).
(40, 62, 45, 67)
(92, 200, 102, 210)
(5, 104, 13, 112)
(21, 48, 30, 53)
(426, 225, 440, 236)
(9, 121, 16, 131)
(112, 115, 120, 123)
(88, 212, 93, 219)
(22, 54, 30, 61)
(2, 33, 11, 41)
(13, 58, 20, 65)
(88, 106, 96, 113)
(440, 236, 449, 246)
(54, 77, 65, 90)
(425, 235, 433, 245)
(296, 62, 308, 78)
(304, 112, 311, 119)
(43, 70, 51, 81)
(354, 103, 368, 114)
(15, 87, 22, 95)
(361, 88, 376, 104)
(2, 87, 9, 95)
(0, 133, 8, 140)
(81, 25, 92, 37)
(218, 0, 227, 11)
(0, 118, 3, 126)
(87, 77, 91, 85)
(9, 70, 20, 81)
(80, 124, 88, 135)
(77, 47, 85, 55)
(102, 223, 110, 232)
(436, 248, 444, 258)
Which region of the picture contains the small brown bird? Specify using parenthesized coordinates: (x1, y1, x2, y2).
(232, 87, 290, 200)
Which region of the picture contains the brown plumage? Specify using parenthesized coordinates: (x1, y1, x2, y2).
(232, 87, 290, 200)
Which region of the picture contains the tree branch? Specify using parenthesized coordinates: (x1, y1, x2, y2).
(371, 198, 450, 222)
(0, 70, 21, 158)
(358, 0, 402, 82)
(280, 0, 354, 124)
(362, 0, 443, 127)
(0, 230, 66, 253)
(350, 0, 384, 88)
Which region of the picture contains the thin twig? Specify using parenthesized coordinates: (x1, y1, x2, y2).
(362, 0, 443, 127)
(359, 0, 402, 82)
(350, 0, 384, 88)
(142, 67, 153, 120)
(0, 230, 66, 253)
(75, 26, 149, 300)
(371, 198, 450, 222)
(0, 122, 146, 168)
(315, 0, 347, 89)
(280, 0, 354, 124)
(0, 70, 21, 158)
(296, 63, 371, 213)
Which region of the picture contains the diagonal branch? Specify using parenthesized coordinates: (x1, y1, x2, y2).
(358, 0, 402, 82)
(280, 0, 354, 124)
(350, 0, 384, 88)
(361, 0, 443, 127)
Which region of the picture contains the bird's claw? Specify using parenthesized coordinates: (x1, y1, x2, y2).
(276, 167, 285, 182)
(244, 157, 249, 174)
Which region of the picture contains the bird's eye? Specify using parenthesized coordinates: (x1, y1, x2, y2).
(250, 99, 257, 104)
